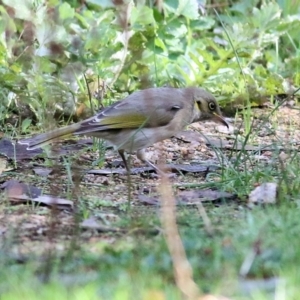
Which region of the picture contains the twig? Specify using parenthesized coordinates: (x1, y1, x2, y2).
(196, 202, 214, 236)
(158, 171, 200, 299)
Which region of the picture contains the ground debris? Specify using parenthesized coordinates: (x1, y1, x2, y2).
(139, 189, 235, 205)
(248, 182, 278, 206)
(0, 179, 73, 209)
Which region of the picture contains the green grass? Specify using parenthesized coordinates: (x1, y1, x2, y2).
(2, 100, 299, 299)
(2, 105, 300, 299)
(1, 198, 300, 299)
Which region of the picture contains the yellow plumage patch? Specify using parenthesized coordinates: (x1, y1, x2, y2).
(99, 114, 148, 129)
(194, 101, 201, 113)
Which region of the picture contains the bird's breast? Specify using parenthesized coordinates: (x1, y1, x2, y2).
(89, 126, 178, 153)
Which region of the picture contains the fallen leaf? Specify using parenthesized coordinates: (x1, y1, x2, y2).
(33, 195, 73, 208)
(33, 167, 53, 177)
(138, 195, 160, 205)
(2, 138, 98, 161)
(248, 183, 278, 205)
(81, 217, 159, 235)
(1, 179, 42, 198)
(170, 164, 219, 173)
(177, 189, 235, 204)
(88, 164, 219, 175)
(138, 189, 235, 205)
(0, 179, 72, 209)
(6, 194, 73, 209)
(1, 138, 43, 160)
(175, 131, 287, 152)
(81, 217, 120, 231)
(87, 166, 153, 175)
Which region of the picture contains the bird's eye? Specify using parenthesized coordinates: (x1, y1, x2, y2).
(208, 102, 216, 111)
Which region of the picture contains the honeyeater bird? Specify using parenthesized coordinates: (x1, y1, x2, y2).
(19, 87, 228, 172)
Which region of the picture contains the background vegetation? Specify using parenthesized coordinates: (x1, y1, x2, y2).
(1, 0, 299, 130)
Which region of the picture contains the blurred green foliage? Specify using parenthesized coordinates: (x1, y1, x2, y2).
(0, 0, 299, 128)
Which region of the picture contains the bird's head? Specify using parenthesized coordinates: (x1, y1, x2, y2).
(192, 88, 229, 128)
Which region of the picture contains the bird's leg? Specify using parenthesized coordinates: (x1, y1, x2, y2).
(118, 149, 130, 172)
(118, 149, 156, 173)
(137, 149, 176, 178)
(118, 149, 132, 208)
(137, 149, 168, 175)
(119, 149, 173, 177)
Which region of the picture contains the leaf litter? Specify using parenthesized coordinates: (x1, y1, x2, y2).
(0, 104, 299, 256)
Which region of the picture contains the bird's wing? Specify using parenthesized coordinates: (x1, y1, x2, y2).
(74, 89, 185, 134)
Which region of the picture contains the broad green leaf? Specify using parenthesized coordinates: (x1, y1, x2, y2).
(163, 0, 179, 13)
(197, 49, 215, 68)
(34, 57, 57, 73)
(252, 3, 281, 30)
(230, 0, 259, 14)
(131, 6, 156, 27)
(86, 0, 114, 8)
(165, 38, 185, 53)
(59, 2, 74, 20)
(175, 64, 193, 85)
(293, 72, 300, 86)
(177, 0, 199, 19)
(189, 52, 206, 73)
(190, 17, 215, 31)
(75, 12, 90, 28)
(154, 38, 167, 52)
(166, 22, 187, 38)
(21, 118, 32, 133)
(264, 74, 284, 94)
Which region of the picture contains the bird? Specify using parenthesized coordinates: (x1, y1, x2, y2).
(19, 87, 228, 172)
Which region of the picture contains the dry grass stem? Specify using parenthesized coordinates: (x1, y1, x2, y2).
(158, 172, 200, 299)
(196, 202, 214, 236)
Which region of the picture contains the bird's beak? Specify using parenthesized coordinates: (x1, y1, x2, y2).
(213, 113, 229, 128)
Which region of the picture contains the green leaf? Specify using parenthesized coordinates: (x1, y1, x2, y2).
(21, 118, 32, 133)
(163, 0, 179, 13)
(168, 52, 182, 60)
(85, 0, 114, 8)
(131, 6, 157, 27)
(59, 2, 75, 20)
(75, 12, 90, 29)
(154, 38, 167, 52)
(34, 57, 57, 73)
(264, 74, 284, 94)
(177, 0, 199, 19)
(189, 52, 206, 73)
(252, 3, 281, 30)
(175, 64, 193, 84)
(165, 22, 187, 38)
(190, 17, 215, 31)
(164, 0, 199, 19)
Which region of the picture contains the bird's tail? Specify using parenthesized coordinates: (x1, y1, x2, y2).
(18, 123, 81, 150)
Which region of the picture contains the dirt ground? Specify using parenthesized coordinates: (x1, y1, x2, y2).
(0, 104, 299, 257)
